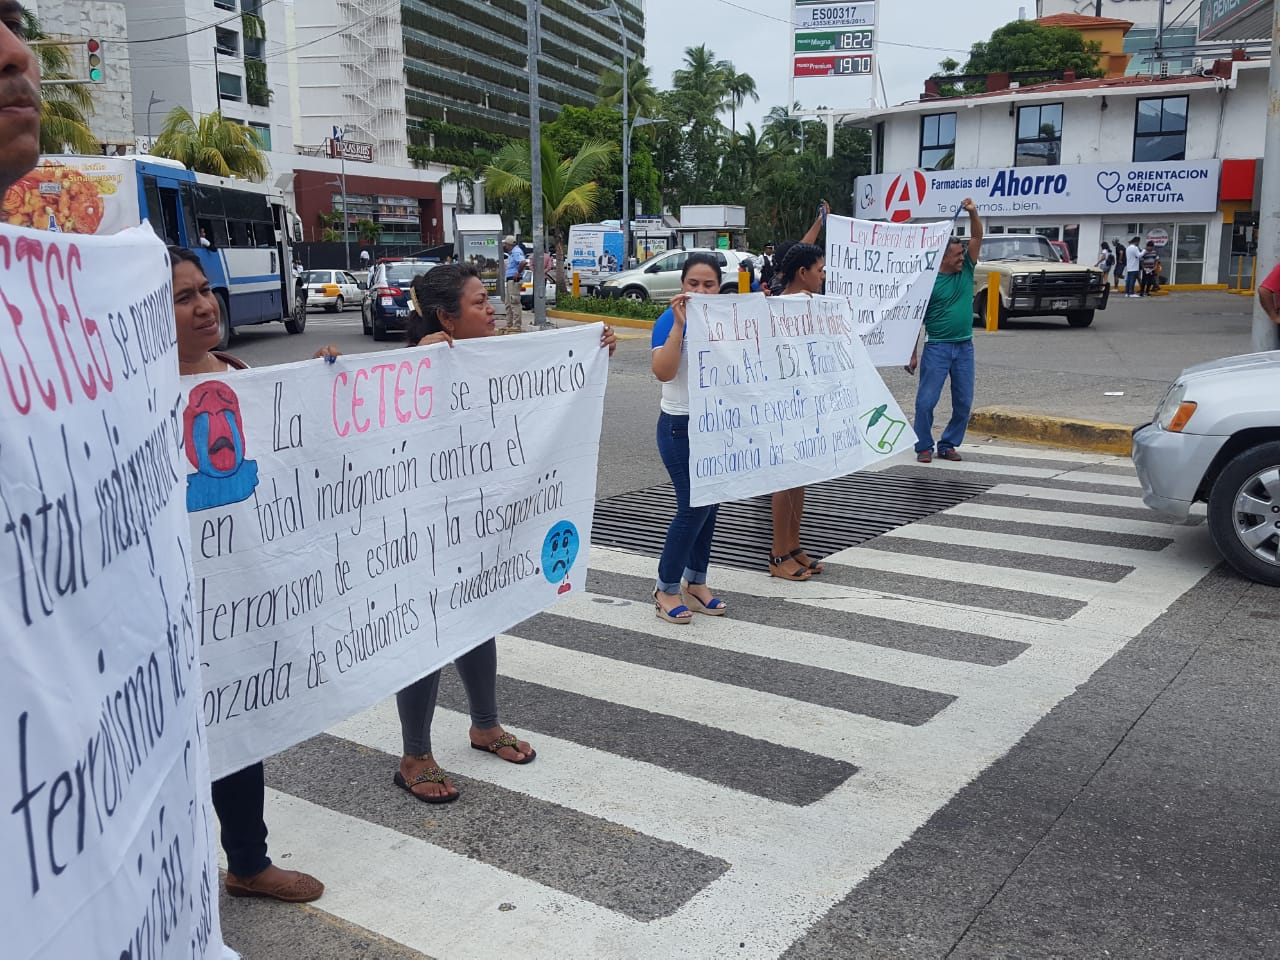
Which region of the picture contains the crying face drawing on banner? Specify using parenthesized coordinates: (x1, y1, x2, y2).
(183, 380, 259, 512)
(542, 520, 580, 595)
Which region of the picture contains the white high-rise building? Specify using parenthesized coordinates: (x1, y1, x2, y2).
(287, 0, 409, 167)
(122, 0, 294, 162)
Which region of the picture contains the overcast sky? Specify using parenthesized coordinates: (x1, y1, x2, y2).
(642, 0, 1031, 127)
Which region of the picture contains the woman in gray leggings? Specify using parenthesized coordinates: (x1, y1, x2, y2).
(395, 638, 533, 803)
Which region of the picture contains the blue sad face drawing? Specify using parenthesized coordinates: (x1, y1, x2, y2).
(541, 520, 580, 593)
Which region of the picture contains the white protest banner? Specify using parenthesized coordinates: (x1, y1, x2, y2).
(684, 294, 914, 507)
(0, 224, 227, 958)
(825, 213, 952, 366)
(189, 326, 607, 778)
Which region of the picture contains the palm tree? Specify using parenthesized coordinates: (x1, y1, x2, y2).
(720, 68, 759, 132)
(762, 103, 804, 153)
(152, 107, 268, 180)
(21, 11, 99, 154)
(483, 137, 615, 289)
(596, 59, 660, 121)
(672, 44, 730, 102)
(440, 164, 483, 214)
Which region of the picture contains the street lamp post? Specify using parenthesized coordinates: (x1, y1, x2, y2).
(146, 91, 164, 149)
(607, 1, 633, 265)
(332, 126, 352, 271)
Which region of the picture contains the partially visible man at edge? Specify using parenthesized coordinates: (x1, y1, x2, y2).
(0, 7, 324, 904)
(0, 1, 41, 198)
(907, 197, 984, 464)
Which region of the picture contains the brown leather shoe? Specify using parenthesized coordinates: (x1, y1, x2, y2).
(225, 864, 324, 903)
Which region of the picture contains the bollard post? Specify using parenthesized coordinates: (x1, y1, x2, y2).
(1237, 254, 1245, 292)
(572, 271, 580, 297)
(1250, 256, 1258, 294)
(738, 267, 750, 294)
(986, 281, 1001, 332)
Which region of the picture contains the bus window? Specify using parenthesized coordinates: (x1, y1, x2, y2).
(197, 217, 228, 250)
(178, 182, 200, 246)
(141, 175, 169, 242)
(229, 220, 250, 247)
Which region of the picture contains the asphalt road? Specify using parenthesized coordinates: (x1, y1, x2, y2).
(215, 295, 1278, 960)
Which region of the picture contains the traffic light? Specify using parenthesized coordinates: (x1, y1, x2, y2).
(86, 39, 103, 82)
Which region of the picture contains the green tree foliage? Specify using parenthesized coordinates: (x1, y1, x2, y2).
(938, 19, 1105, 94)
(483, 137, 616, 288)
(153, 107, 268, 180)
(543, 105, 660, 221)
(21, 10, 100, 155)
(595, 59, 661, 121)
(355, 218, 382, 245)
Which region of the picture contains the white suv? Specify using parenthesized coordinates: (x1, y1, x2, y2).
(1132, 350, 1280, 585)
(599, 249, 754, 302)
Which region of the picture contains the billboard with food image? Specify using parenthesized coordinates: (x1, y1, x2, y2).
(2, 156, 140, 235)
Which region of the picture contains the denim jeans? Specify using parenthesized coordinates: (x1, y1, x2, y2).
(1125, 270, 1138, 295)
(913, 339, 975, 455)
(655, 412, 718, 593)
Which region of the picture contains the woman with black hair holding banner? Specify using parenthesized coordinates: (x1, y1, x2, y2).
(392, 264, 617, 802)
(169, 245, 328, 903)
(650, 252, 731, 623)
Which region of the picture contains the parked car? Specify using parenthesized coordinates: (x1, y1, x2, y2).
(1132, 350, 1280, 585)
(520, 267, 557, 309)
(303, 269, 363, 312)
(971, 234, 1109, 328)
(362, 260, 438, 341)
(598, 248, 753, 302)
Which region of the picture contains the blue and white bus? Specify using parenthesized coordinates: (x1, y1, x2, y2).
(3, 155, 305, 347)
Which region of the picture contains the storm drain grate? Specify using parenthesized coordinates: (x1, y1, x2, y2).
(592, 472, 992, 571)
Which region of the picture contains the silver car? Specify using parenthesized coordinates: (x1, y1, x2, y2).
(1132, 350, 1280, 585)
(598, 248, 754, 302)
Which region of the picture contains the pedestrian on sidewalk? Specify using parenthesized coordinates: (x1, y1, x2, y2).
(1125, 236, 1142, 297)
(1095, 242, 1115, 279)
(1256, 259, 1280, 328)
(170, 246, 331, 904)
(502, 234, 526, 331)
(1112, 237, 1126, 287)
(1139, 241, 1161, 296)
(651, 253, 730, 623)
(767, 243, 829, 583)
(396, 264, 616, 797)
(908, 197, 983, 465)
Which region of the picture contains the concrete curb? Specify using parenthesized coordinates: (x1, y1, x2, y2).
(547, 309, 656, 331)
(968, 406, 1135, 456)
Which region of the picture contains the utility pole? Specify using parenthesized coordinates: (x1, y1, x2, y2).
(1252, 2, 1280, 352)
(333, 126, 350, 272)
(528, 0, 547, 328)
(611, 1, 632, 269)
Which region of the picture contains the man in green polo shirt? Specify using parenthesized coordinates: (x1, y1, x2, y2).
(908, 197, 983, 463)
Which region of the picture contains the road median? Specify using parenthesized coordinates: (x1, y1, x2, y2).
(968, 406, 1134, 456)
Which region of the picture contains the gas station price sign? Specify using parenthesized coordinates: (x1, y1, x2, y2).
(793, 53, 874, 77)
(794, 29, 874, 53)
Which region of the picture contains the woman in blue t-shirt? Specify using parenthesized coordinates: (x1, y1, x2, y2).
(650, 253, 729, 623)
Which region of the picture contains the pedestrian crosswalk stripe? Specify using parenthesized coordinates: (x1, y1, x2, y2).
(961, 443, 1130, 464)
(328, 701, 846, 864)
(546, 591, 996, 693)
(436, 668, 859, 806)
(932, 502, 1178, 539)
(493, 634, 895, 761)
(862, 533, 1135, 582)
(824, 545, 1106, 601)
(880, 521, 1166, 567)
(987, 482, 1145, 506)
(510, 609, 956, 724)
